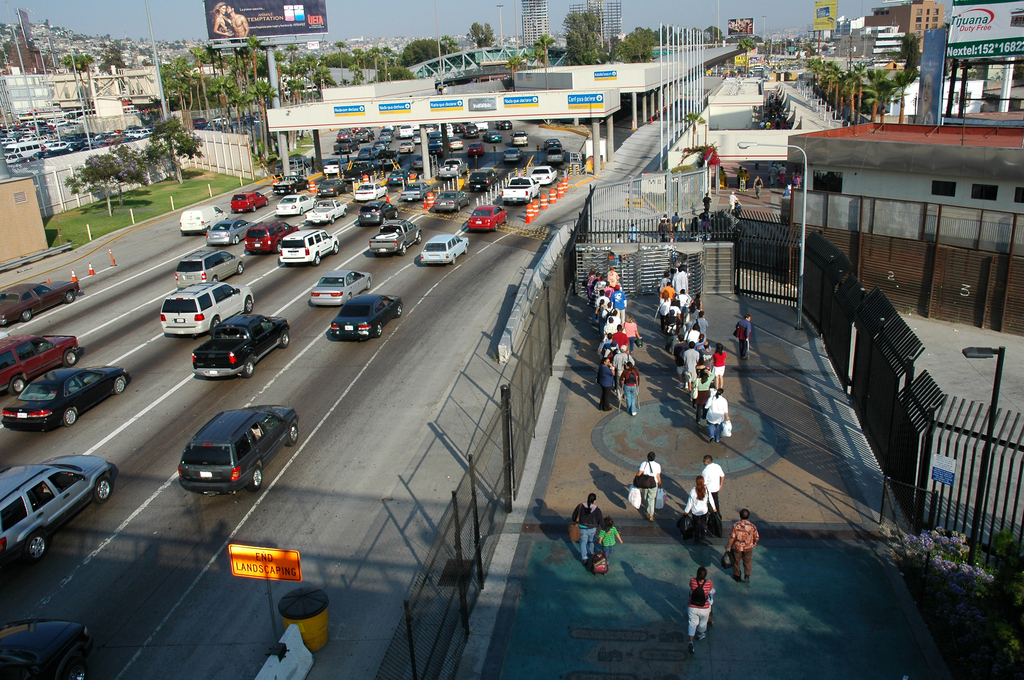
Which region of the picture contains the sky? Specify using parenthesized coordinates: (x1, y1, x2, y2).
(23, 0, 844, 43)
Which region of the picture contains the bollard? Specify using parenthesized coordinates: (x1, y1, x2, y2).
(109, 247, 117, 266)
(130, 208, 135, 224)
(87, 224, 92, 241)
(240, 176, 244, 187)
(170, 196, 175, 211)
(208, 183, 213, 197)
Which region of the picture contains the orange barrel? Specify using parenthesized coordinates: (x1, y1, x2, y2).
(557, 181, 566, 199)
(308, 179, 316, 192)
(531, 198, 539, 213)
(426, 191, 435, 209)
(539, 193, 548, 210)
(278, 587, 329, 652)
(548, 188, 557, 205)
(361, 174, 369, 183)
(409, 172, 417, 181)
(525, 204, 534, 224)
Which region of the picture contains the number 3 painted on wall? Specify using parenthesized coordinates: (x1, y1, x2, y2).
(960, 284, 971, 298)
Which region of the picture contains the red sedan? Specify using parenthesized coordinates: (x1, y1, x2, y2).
(467, 142, 485, 158)
(468, 205, 507, 232)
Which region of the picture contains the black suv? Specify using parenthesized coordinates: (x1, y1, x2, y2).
(0, 619, 93, 679)
(358, 201, 399, 226)
(467, 168, 499, 192)
(177, 406, 299, 494)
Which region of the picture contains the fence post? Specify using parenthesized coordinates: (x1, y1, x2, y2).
(403, 600, 419, 680)
(501, 384, 514, 511)
(545, 282, 554, 377)
(451, 490, 471, 635)
(468, 454, 485, 590)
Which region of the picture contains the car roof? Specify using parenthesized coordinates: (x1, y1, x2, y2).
(192, 408, 265, 443)
(1, 283, 36, 294)
(425, 233, 460, 243)
(170, 282, 225, 297)
(0, 334, 46, 350)
(362, 201, 386, 208)
(0, 464, 51, 499)
(287, 228, 325, 236)
(344, 294, 384, 306)
(180, 250, 218, 261)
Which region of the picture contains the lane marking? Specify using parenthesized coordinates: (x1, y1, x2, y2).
(78, 290, 176, 340)
(79, 374, 194, 457)
(110, 333, 164, 365)
(244, 334, 322, 408)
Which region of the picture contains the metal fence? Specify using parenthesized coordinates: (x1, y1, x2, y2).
(587, 168, 704, 244)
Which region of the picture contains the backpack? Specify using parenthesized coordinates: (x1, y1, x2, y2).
(689, 580, 708, 607)
(623, 369, 639, 387)
(591, 552, 608, 574)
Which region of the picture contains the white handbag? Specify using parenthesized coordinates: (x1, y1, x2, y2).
(723, 420, 733, 437)
(655, 488, 667, 509)
(627, 485, 642, 509)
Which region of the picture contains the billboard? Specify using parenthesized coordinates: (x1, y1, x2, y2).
(947, 0, 1024, 59)
(728, 18, 754, 36)
(204, 1, 328, 40)
(813, 0, 838, 31)
(919, 29, 946, 124)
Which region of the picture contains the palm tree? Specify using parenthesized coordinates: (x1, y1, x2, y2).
(440, 35, 459, 55)
(190, 46, 212, 118)
(738, 37, 755, 76)
(506, 55, 526, 90)
(862, 69, 897, 122)
(684, 112, 706, 147)
(839, 71, 860, 122)
(534, 34, 555, 89)
(250, 79, 276, 154)
(893, 67, 919, 124)
(850, 63, 868, 122)
(351, 48, 365, 84)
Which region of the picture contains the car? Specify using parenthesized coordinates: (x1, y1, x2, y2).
(334, 138, 359, 155)
(0, 281, 79, 326)
(322, 158, 342, 175)
(160, 282, 254, 336)
(309, 270, 372, 306)
(400, 182, 429, 202)
(0, 456, 117, 565)
(354, 183, 388, 202)
(511, 130, 529, 146)
(358, 200, 399, 226)
(244, 221, 298, 254)
(463, 124, 480, 138)
(411, 155, 424, 171)
(276, 194, 316, 216)
(0, 334, 83, 395)
(484, 131, 503, 144)
(468, 205, 508, 232)
(544, 138, 563, 150)
(372, 140, 389, 152)
(432, 191, 469, 213)
(420, 233, 469, 265)
(437, 158, 469, 178)
(192, 117, 209, 129)
(352, 128, 375, 143)
(503, 147, 523, 165)
(206, 218, 251, 246)
(387, 169, 411, 187)
(530, 165, 558, 186)
(1, 366, 131, 431)
(369, 220, 422, 256)
(356, 147, 379, 161)
(330, 294, 403, 340)
(343, 160, 383, 181)
(467, 142, 485, 158)
(0, 619, 94, 676)
(191, 314, 290, 379)
(307, 199, 347, 225)
(496, 120, 513, 130)
(273, 175, 307, 195)
(175, 250, 244, 288)
(316, 178, 344, 197)
(427, 140, 443, 156)
(231, 191, 269, 213)
(177, 406, 300, 494)
(466, 168, 498, 192)
(279, 228, 340, 266)
(398, 140, 415, 154)
(449, 138, 464, 151)
(397, 125, 414, 139)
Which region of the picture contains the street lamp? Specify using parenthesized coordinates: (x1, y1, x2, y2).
(961, 346, 1006, 565)
(738, 141, 809, 330)
(497, 5, 504, 47)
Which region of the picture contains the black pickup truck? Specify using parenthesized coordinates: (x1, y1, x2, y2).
(273, 175, 307, 195)
(191, 315, 290, 379)
(343, 160, 382, 181)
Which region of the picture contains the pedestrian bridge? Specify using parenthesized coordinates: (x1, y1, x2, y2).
(410, 46, 568, 80)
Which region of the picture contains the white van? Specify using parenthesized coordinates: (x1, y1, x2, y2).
(180, 205, 226, 236)
(3, 139, 43, 161)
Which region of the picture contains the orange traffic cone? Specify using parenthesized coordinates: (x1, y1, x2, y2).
(71, 270, 77, 282)
(46, 278, 50, 283)
(109, 247, 117, 266)
(88, 263, 95, 276)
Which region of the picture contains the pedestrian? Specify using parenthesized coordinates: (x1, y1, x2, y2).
(702, 193, 711, 213)
(612, 323, 630, 352)
(706, 388, 730, 443)
(673, 338, 688, 388)
(610, 285, 627, 315)
(612, 344, 630, 389)
(685, 322, 701, 347)
(659, 279, 676, 304)
(585, 268, 599, 304)
(686, 566, 715, 654)
(682, 476, 717, 542)
(701, 454, 725, 512)
(658, 297, 672, 333)
(603, 310, 621, 338)
(735, 313, 753, 360)
(696, 310, 708, 338)
(693, 365, 714, 423)
(671, 211, 681, 234)
(728, 192, 738, 211)
(753, 175, 763, 199)
(596, 355, 616, 411)
(571, 493, 605, 567)
(636, 451, 662, 521)
(620, 359, 640, 416)
(598, 332, 617, 358)
(726, 509, 760, 583)
(607, 266, 620, 289)
(683, 341, 699, 391)
(597, 517, 623, 560)
(658, 214, 671, 242)
(672, 265, 688, 295)
(712, 343, 727, 390)
(623, 314, 641, 353)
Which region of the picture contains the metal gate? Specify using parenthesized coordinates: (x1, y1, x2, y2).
(588, 168, 705, 244)
(575, 245, 705, 298)
(735, 215, 800, 304)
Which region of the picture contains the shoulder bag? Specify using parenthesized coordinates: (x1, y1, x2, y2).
(633, 462, 657, 489)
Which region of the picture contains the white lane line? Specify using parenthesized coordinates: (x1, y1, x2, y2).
(79, 374, 194, 457)
(244, 334, 322, 408)
(408, 234, 509, 314)
(110, 333, 164, 365)
(78, 290, 176, 340)
(370, 263, 414, 292)
(113, 327, 396, 680)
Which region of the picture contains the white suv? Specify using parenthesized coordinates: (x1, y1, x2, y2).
(279, 228, 340, 267)
(160, 282, 254, 336)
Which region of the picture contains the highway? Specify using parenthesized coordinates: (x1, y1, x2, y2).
(0, 122, 580, 678)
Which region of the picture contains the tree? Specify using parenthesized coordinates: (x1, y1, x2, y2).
(64, 144, 147, 216)
(506, 54, 526, 90)
(893, 67, 920, 124)
(705, 26, 722, 45)
(684, 111, 706, 147)
(616, 27, 657, 63)
(440, 35, 459, 55)
(738, 37, 756, 76)
(893, 32, 921, 71)
(146, 117, 203, 183)
(564, 13, 601, 65)
(190, 46, 212, 116)
(99, 42, 127, 72)
(400, 38, 441, 66)
(469, 22, 495, 48)
(862, 69, 897, 122)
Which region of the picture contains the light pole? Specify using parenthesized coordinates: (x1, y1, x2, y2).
(144, 0, 169, 119)
(961, 346, 1006, 565)
(738, 141, 809, 329)
(497, 5, 504, 47)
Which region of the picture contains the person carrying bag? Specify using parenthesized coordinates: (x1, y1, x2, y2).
(634, 452, 662, 521)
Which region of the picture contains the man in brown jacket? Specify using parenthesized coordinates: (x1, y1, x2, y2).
(726, 508, 760, 583)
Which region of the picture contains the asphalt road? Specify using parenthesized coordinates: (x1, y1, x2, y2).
(0, 122, 571, 678)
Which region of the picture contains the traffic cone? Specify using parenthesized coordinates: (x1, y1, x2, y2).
(71, 270, 77, 282)
(109, 247, 117, 266)
(88, 263, 95, 276)
(46, 278, 50, 283)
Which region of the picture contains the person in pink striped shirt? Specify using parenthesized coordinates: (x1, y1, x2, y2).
(687, 566, 715, 654)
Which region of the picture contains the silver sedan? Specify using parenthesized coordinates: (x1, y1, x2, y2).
(206, 219, 251, 246)
(308, 269, 373, 306)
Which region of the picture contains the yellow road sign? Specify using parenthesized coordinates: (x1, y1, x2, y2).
(228, 544, 302, 582)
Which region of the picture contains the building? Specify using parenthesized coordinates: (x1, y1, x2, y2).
(863, 0, 945, 38)
(0, 73, 55, 118)
(522, 0, 550, 47)
(567, 0, 622, 46)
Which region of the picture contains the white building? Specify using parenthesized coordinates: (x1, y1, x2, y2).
(522, 0, 550, 47)
(0, 72, 55, 118)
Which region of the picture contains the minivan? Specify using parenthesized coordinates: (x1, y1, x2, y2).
(180, 205, 226, 236)
(420, 234, 469, 266)
(175, 250, 244, 288)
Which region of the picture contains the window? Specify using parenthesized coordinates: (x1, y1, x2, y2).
(0, 350, 16, 370)
(932, 180, 956, 197)
(812, 171, 844, 193)
(234, 433, 252, 457)
(916, 17, 922, 22)
(198, 294, 213, 310)
(32, 285, 51, 295)
(49, 471, 84, 491)
(1, 497, 27, 531)
(26, 481, 55, 511)
(971, 184, 998, 201)
(30, 339, 54, 352)
(1015, 187, 1024, 203)
(14, 342, 34, 360)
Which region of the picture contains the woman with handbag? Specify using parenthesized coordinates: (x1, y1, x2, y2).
(681, 477, 717, 544)
(705, 389, 730, 443)
(635, 451, 662, 521)
(693, 366, 715, 424)
(571, 493, 605, 568)
(622, 314, 641, 353)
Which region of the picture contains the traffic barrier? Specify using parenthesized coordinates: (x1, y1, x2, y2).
(425, 191, 435, 210)
(308, 179, 316, 193)
(70, 270, 77, 282)
(548, 188, 557, 205)
(557, 180, 566, 199)
(531, 198, 539, 213)
(109, 247, 117, 266)
(524, 204, 533, 224)
(88, 263, 95, 276)
(254, 625, 313, 680)
(45, 278, 50, 283)
(539, 193, 548, 211)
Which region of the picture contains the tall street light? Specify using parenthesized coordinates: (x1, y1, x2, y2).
(144, 0, 169, 119)
(960, 346, 1006, 565)
(497, 5, 504, 47)
(738, 141, 808, 330)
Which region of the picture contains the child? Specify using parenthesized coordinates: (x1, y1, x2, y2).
(597, 517, 623, 560)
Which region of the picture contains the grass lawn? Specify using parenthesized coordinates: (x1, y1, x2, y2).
(43, 170, 249, 249)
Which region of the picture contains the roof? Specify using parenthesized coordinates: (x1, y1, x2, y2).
(193, 408, 261, 442)
(1, 284, 35, 293)
(797, 122, 1024, 150)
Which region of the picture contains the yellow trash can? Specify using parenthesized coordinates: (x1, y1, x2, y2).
(278, 587, 329, 652)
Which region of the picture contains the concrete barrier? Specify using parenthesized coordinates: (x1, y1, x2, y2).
(255, 624, 314, 680)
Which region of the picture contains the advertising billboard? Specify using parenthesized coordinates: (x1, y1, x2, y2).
(919, 29, 946, 124)
(728, 18, 754, 36)
(947, 0, 1024, 59)
(204, 0, 328, 40)
(813, 0, 838, 31)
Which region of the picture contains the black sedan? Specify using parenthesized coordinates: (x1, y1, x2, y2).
(1, 367, 131, 431)
(0, 619, 93, 680)
(317, 178, 345, 197)
(358, 201, 398, 226)
(495, 120, 513, 130)
(330, 295, 403, 340)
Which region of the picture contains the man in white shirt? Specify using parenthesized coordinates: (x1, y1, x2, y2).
(672, 267, 689, 297)
(702, 454, 725, 512)
(637, 451, 662, 521)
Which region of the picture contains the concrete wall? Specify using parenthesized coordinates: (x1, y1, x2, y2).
(0, 176, 48, 259)
(708, 105, 754, 130)
(705, 129, 794, 161)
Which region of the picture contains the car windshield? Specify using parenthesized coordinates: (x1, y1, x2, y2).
(176, 262, 203, 272)
(246, 228, 267, 238)
(424, 243, 448, 252)
(0, 293, 18, 302)
(438, 193, 456, 200)
(317, 276, 345, 286)
(472, 209, 492, 217)
(469, 173, 488, 181)
(357, 184, 374, 192)
(281, 197, 297, 204)
(314, 201, 334, 209)
(404, 184, 423, 192)
(212, 326, 247, 340)
(337, 304, 371, 317)
(162, 299, 198, 313)
(509, 179, 531, 187)
(181, 443, 232, 466)
(281, 238, 305, 249)
(360, 204, 380, 212)
(19, 383, 58, 401)
(211, 223, 231, 231)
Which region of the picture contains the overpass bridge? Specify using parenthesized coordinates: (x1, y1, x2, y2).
(410, 46, 568, 81)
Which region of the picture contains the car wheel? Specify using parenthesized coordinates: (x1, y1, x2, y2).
(396, 303, 403, 317)
(92, 473, 112, 504)
(239, 356, 255, 379)
(8, 374, 26, 395)
(212, 275, 219, 282)
(63, 348, 79, 367)
(64, 289, 76, 304)
(62, 407, 78, 427)
(236, 261, 244, 275)
(112, 376, 127, 395)
(313, 253, 321, 266)
(373, 321, 383, 338)
(232, 235, 240, 245)
(286, 421, 299, 446)
(21, 531, 47, 563)
(278, 330, 290, 348)
(275, 241, 283, 253)
(452, 252, 458, 265)
(332, 241, 339, 255)
(20, 308, 32, 322)
(399, 243, 407, 256)
(61, 656, 87, 680)
(247, 465, 263, 492)
(244, 296, 254, 313)
(330, 216, 336, 224)
(415, 231, 422, 244)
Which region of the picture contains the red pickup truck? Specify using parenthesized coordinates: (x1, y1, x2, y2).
(244, 221, 298, 254)
(0, 334, 83, 395)
(230, 191, 269, 213)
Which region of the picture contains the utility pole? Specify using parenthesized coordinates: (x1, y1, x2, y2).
(497, 5, 504, 46)
(144, 0, 169, 119)
(7, 3, 40, 138)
